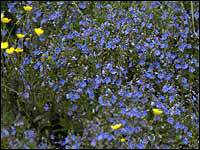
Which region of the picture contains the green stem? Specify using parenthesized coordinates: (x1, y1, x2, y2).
(1, 83, 20, 95)
(191, 1, 198, 38)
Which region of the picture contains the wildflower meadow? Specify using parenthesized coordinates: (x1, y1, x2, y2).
(1, 1, 199, 149)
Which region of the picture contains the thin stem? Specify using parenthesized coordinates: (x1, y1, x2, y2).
(1, 83, 20, 95)
(191, 1, 198, 38)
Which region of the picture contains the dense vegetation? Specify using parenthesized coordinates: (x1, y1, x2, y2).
(1, 1, 199, 149)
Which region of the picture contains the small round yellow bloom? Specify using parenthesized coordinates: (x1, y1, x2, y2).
(111, 123, 122, 130)
(16, 34, 25, 38)
(120, 138, 126, 142)
(6, 47, 15, 54)
(1, 42, 9, 49)
(34, 28, 44, 36)
(1, 17, 12, 23)
(15, 48, 23, 53)
(152, 108, 163, 115)
(23, 6, 32, 11)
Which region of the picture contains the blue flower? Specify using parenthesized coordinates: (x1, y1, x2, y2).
(59, 79, 66, 86)
(96, 2, 101, 9)
(19, 66, 25, 73)
(38, 143, 49, 149)
(187, 132, 192, 137)
(141, 98, 148, 104)
(125, 27, 130, 35)
(106, 41, 112, 49)
(194, 11, 199, 20)
(67, 33, 74, 39)
(175, 64, 182, 69)
(169, 95, 174, 102)
(161, 43, 168, 49)
(113, 37, 120, 44)
(49, 13, 59, 20)
(79, 81, 86, 88)
(35, 10, 41, 17)
(182, 63, 188, 69)
(66, 92, 80, 101)
(139, 60, 145, 65)
(73, 31, 80, 37)
(157, 72, 165, 79)
(34, 61, 42, 70)
(90, 140, 96, 146)
(78, 2, 86, 9)
(97, 133, 104, 141)
(146, 23, 152, 28)
(175, 108, 181, 115)
(105, 4, 112, 9)
(182, 77, 187, 84)
(154, 49, 160, 56)
(110, 95, 117, 104)
(2, 30, 7, 36)
(1, 129, 9, 138)
(174, 122, 182, 130)
(87, 88, 94, 100)
(98, 95, 105, 105)
(96, 63, 101, 69)
(23, 92, 29, 99)
(24, 130, 35, 142)
(182, 138, 188, 145)
(62, 136, 69, 145)
(23, 145, 30, 149)
(134, 91, 143, 98)
(71, 135, 76, 141)
(105, 77, 111, 84)
(126, 91, 132, 98)
(145, 72, 155, 79)
(33, 49, 42, 55)
(189, 66, 195, 72)
(94, 76, 101, 85)
(81, 44, 89, 53)
(162, 84, 171, 93)
(114, 79, 121, 87)
(120, 43, 128, 50)
(44, 104, 49, 111)
(167, 117, 174, 124)
(137, 143, 144, 149)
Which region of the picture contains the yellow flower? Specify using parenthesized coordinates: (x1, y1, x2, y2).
(48, 56, 52, 60)
(152, 108, 163, 115)
(111, 123, 122, 130)
(15, 48, 23, 53)
(1, 42, 9, 49)
(120, 138, 126, 142)
(23, 6, 32, 11)
(6, 47, 15, 54)
(1, 17, 12, 23)
(16, 34, 25, 38)
(34, 28, 44, 36)
(1, 13, 4, 19)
